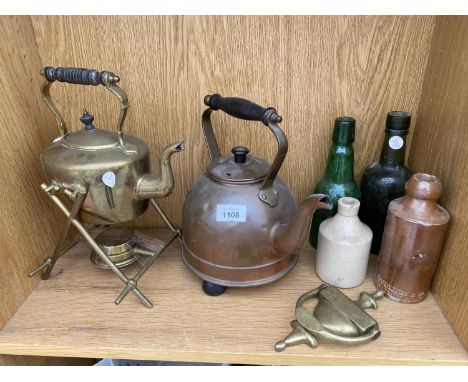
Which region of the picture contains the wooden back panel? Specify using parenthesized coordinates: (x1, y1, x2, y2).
(0, 16, 61, 328)
(10, 16, 468, 363)
(0, 16, 92, 365)
(408, 16, 468, 350)
(30, 16, 435, 228)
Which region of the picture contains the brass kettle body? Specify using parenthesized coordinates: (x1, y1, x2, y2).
(181, 95, 332, 287)
(40, 67, 183, 225)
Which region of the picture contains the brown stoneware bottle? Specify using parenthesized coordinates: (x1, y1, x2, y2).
(376, 173, 450, 303)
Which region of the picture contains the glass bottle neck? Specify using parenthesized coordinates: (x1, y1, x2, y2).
(324, 143, 355, 183)
(379, 130, 407, 166)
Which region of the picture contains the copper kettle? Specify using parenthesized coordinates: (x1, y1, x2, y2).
(181, 95, 332, 295)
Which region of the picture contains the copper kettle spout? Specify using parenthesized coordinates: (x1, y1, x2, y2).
(136, 141, 184, 200)
(271, 194, 332, 255)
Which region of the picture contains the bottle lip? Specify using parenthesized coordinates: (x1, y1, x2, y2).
(333, 116, 355, 144)
(405, 172, 442, 200)
(388, 111, 411, 118)
(338, 197, 360, 216)
(385, 128, 410, 136)
(386, 111, 412, 131)
(336, 116, 356, 124)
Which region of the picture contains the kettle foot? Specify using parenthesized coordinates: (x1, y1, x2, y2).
(202, 280, 226, 296)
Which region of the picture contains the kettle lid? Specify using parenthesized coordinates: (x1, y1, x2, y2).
(207, 146, 269, 183)
(62, 111, 120, 150)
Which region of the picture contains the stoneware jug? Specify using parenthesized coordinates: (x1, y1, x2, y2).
(316, 197, 372, 288)
(376, 173, 450, 303)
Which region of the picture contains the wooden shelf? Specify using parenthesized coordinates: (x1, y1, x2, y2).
(0, 229, 466, 365)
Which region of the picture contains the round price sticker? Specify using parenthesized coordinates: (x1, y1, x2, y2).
(389, 136, 404, 150)
(102, 171, 116, 188)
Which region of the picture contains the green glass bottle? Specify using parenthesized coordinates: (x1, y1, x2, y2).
(309, 116, 360, 248)
(359, 111, 412, 255)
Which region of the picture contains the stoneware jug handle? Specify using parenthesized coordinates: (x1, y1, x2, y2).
(202, 94, 287, 207)
(40, 66, 128, 147)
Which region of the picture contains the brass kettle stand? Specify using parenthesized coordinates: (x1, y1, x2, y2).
(29, 182, 181, 308)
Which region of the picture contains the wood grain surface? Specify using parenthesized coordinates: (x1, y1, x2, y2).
(0, 229, 466, 365)
(29, 16, 435, 228)
(4, 15, 468, 363)
(0, 355, 93, 366)
(0, 16, 92, 365)
(408, 16, 468, 351)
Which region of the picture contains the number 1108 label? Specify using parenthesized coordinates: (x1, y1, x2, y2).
(216, 204, 247, 222)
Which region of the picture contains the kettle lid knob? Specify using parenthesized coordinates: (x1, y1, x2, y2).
(80, 110, 95, 130)
(231, 146, 249, 164)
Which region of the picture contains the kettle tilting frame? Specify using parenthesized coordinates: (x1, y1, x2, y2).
(29, 184, 180, 308)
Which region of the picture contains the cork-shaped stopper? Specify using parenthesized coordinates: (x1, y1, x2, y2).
(337, 197, 360, 217)
(405, 173, 442, 201)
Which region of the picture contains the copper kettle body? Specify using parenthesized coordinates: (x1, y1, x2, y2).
(182, 95, 331, 287)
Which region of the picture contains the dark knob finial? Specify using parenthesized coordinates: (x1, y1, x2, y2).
(80, 109, 95, 130)
(232, 146, 250, 164)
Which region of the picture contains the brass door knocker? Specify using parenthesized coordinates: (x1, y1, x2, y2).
(276, 284, 384, 351)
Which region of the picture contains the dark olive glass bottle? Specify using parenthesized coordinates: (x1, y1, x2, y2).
(309, 117, 361, 248)
(359, 111, 412, 255)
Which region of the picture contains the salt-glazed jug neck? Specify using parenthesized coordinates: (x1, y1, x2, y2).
(406, 173, 442, 200)
(402, 173, 442, 212)
(337, 197, 360, 217)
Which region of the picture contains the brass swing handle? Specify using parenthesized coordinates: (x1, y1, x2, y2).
(40, 66, 128, 146)
(202, 94, 287, 207)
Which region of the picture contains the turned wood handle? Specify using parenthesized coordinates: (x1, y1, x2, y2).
(41, 66, 120, 86)
(204, 94, 282, 126)
(40, 66, 127, 140)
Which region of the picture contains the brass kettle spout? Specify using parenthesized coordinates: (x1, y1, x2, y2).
(272, 194, 332, 255)
(136, 141, 184, 200)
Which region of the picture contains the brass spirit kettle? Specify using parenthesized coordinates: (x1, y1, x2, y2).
(29, 67, 183, 307)
(40, 67, 183, 224)
(181, 95, 332, 295)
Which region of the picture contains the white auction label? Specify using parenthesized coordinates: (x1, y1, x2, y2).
(102, 171, 116, 188)
(216, 204, 247, 222)
(389, 136, 404, 150)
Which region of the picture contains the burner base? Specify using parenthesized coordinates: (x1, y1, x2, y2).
(90, 227, 138, 269)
